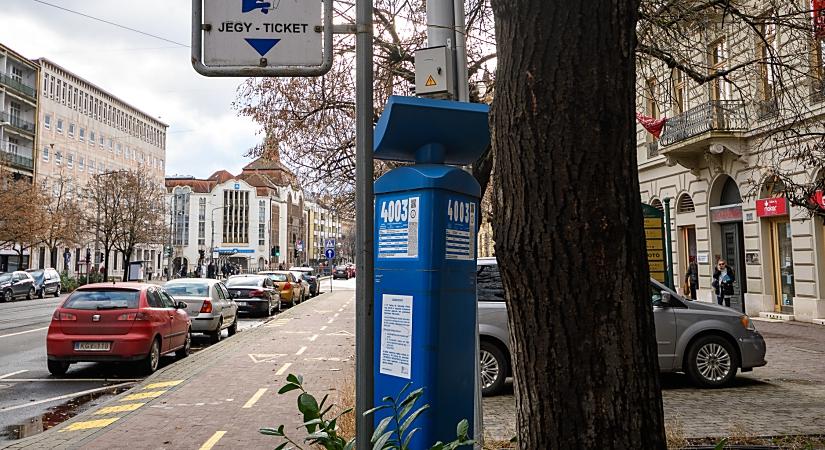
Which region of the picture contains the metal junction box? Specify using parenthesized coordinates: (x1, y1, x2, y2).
(415, 46, 455, 98)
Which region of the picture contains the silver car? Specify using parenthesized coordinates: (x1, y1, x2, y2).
(476, 258, 768, 395)
(164, 278, 238, 344)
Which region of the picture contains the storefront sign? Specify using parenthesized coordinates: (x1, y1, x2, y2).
(710, 205, 743, 223)
(745, 252, 760, 265)
(756, 197, 789, 217)
(642, 204, 667, 283)
(812, 190, 825, 210)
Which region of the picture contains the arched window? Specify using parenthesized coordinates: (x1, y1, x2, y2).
(719, 178, 742, 206)
(676, 193, 695, 213)
(650, 198, 664, 212)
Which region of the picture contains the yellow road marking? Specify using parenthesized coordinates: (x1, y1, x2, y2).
(144, 380, 183, 390)
(94, 403, 145, 415)
(199, 431, 227, 450)
(59, 418, 119, 432)
(242, 388, 268, 409)
(275, 362, 292, 376)
(120, 390, 167, 401)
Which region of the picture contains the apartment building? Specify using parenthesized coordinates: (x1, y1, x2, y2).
(636, 4, 825, 322)
(34, 58, 168, 277)
(304, 198, 343, 264)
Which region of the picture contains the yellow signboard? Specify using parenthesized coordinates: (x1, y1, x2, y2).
(644, 218, 662, 228)
(643, 203, 669, 287)
(649, 261, 665, 272)
(646, 239, 663, 250)
(651, 271, 666, 282)
(645, 228, 662, 239)
(647, 250, 664, 261)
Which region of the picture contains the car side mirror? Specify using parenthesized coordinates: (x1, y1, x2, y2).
(660, 291, 673, 305)
(177, 301, 187, 309)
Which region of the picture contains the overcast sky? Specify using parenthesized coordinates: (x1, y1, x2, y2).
(1, 0, 260, 178)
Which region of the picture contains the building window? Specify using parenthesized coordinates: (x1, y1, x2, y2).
(99, 134, 104, 147)
(223, 189, 250, 244)
(670, 69, 685, 114)
(757, 16, 777, 102)
(10, 66, 22, 83)
(172, 188, 190, 246)
(67, 153, 74, 169)
(78, 156, 85, 171)
(42, 146, 50, 162)
(88, 159, 95, 172)
(90, 131, 95, 145)
(79, 128, 85, 141)
(57, 119, 63, 133)
(259, 200, 266, 245)
(68, 123, 75, 137)
(43, 73, 49, 96)
(198, 198, 206, 246)
(44, 114, 51, 129)
(108, 139, 113, 150)
(55, 150, 62, 165)
(708, 38, 731, 101)
(116, 143, 121, 156)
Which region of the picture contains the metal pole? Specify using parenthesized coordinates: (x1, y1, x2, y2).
(452, 0, 469, 102)
(355, 0, 374, 445)
(663, 197, 674, 290)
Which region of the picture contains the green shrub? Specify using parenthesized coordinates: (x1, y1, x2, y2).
(60, 273, 78, 293)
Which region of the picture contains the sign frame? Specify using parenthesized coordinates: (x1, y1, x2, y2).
(192, 0, 334, 77)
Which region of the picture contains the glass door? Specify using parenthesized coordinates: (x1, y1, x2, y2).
(770, 220, 795, 313)
(721, 223, 747, 312)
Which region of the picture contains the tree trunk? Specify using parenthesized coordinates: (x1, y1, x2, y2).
(122, 249, 132, 282)
(102, 246, 111, 282)
(50, 246, 58, 269)
(489, 0, 666, 448)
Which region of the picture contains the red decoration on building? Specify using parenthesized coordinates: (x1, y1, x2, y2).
(811, 190, 825, 209)
(756, 197, 789, 217)
(635, 112, 667, 139)
(815, 0, 825, 38)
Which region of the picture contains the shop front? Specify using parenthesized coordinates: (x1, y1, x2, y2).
(757, 197, 795, 314)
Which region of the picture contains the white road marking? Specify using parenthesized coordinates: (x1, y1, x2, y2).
(199, 431, 227, 450)
(338, 308, 344, 312)
(327, 318, 335, 324)
(296, 346, 307, 355)
(242, 388, 268, 409)
(249, 353, 286, 363)
(0, 326, 49, 339)
(309, 334, 319, 341)
(320, 326, 327, 331)
(791, 346, 822, 354)
(0, 382, 135, 412)
(0, 370, 28, 380)
(334, 313, 339, 318)
(275, 362, 292, 376)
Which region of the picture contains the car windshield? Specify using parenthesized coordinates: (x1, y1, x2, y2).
(28, 270, 44, 282)
(227, 277, 262, 287)
(63, 289, 140, 310)
(264, 273, 288, 282)
(165, 283, 209, 297)
(0, 273, 11, 282)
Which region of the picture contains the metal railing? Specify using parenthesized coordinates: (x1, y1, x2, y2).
(0, 147, 34, 171)
(0, 111, 36, 134)
(0, 73, 37, 99)
(660, 100, 748, 146)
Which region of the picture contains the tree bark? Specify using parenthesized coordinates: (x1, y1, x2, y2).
(489, 0, 666, 448)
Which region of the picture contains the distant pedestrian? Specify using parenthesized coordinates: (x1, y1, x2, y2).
(712, 259, 735, 307)
(278, 263, 284, 270)
(684, 258, 699, 300)
(207, 262, 216, 279)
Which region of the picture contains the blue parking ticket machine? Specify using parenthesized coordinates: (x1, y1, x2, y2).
(372, 96, 489, 447)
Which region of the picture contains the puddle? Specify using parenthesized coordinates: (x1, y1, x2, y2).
(4, 384, 131, 440)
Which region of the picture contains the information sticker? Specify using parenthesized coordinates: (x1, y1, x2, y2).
(445, 198, 475, 260)
(379, 294, 413, 379)
(377, 195, 420, 259)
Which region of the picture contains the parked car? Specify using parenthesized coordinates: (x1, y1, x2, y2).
(27, 268, 61, 298)
(290, 271, 311, 300)
(46, 283, 191, 376)
(258, 271, 303, 306)
(332, 266, 350, 280)
(289, 267, 318, 297)
(227, 274, 281, 316)
(476, 258, 768, 396)
(0, 271, 36, 302)
(164, 278, 238, 344)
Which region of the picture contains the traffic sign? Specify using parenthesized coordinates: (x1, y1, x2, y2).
(324, 238, 336, 250)
(325, 248, 335, 260)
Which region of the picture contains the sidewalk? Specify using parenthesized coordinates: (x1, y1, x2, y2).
(3, 289, 356, 449)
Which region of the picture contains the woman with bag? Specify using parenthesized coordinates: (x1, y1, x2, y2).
(712, 259, 735, 307)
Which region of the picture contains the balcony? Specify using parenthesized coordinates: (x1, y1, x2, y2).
(0, 111, 36, 135)
(0, 147, 34, 172)
(0, 73, 37, 99)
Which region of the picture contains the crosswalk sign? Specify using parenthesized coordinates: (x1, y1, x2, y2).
(324, 238, 336, 250)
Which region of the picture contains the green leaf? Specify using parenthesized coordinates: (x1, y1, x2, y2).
(373, 430, 396, 450)
(362, 404, 390, 417)
(509, 435, 518, 443)
(307, 430, 330, 440)
(381, 395, 395, 403)
(430, 442, 445, 450)
(274, 443, 288, 450)
(300, 418, 323, 428)
(397, 381, 413, 398)
(399, 404, 430, 436)
(372, 416, 394, 443)
(397, 388, 425, 418)
(714, 438, 728, 450)
(332, 407, 354, 422)
(278, 383, 301, 395)
(286, 373, 303, 386)
(318, 393, 329, 411)
(297, 393, 320, 418)
(344, 438, 356, 450)
(402, 427, 420, 449)
(319, 403, 335, 418)
(456, 419, 469, 440)
(259, 426, 285, 436)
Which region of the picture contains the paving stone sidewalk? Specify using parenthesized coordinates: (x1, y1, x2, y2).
(2, 290, 356, 450)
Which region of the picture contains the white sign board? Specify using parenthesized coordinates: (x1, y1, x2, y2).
(379, 294, 413, 379)
(204, 0, 322, 67)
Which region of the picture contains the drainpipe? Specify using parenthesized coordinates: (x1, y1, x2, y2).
(663, 197, 674, 290)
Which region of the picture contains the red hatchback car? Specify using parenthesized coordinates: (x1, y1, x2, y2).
(46, 283, 191, 376)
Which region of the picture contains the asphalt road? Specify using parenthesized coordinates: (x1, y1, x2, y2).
(0, 277, 348, 441)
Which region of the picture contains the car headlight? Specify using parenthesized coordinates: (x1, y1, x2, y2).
(740, 315, 756, 331)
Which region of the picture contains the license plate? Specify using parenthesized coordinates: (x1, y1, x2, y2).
(74, 341, 111, 352)
(236, 301, 247, 306)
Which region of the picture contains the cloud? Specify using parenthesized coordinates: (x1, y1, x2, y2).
(0, 0, 260, 178)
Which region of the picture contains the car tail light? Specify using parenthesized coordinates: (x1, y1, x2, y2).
(117, 312, 149, 321)
(200, 300, 213, 313)
(283, 282, 291, 290)
(250, 290, 267, 298)
(52, 311, 76, 321)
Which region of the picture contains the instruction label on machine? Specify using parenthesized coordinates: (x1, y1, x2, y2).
(379, 294, 413, 379)
(378, 195, 420, 258)
(445, 198, 475, 260)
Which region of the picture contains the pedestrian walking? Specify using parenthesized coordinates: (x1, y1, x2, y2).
(684, 258, 699, 300)
(207, 262, 216, 279)
(712, 259, 735, 307)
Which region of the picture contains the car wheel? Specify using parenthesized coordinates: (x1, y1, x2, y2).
(47, 360, 70, 376)
(176, 331, 192, 359)
(208, 320, 222, 344)
(37, 288, 44, 299)
(2, 289, 12, 303)
(227, 317, 238, 336)
(480, 341, 509, 396)
(141, 338, 161, 375)
(54, 286, 61, 298)
(26, 288, 34, 300)
(686, 335, 739, 388)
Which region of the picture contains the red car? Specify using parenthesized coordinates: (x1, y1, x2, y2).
(46, 283, 191, 376)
